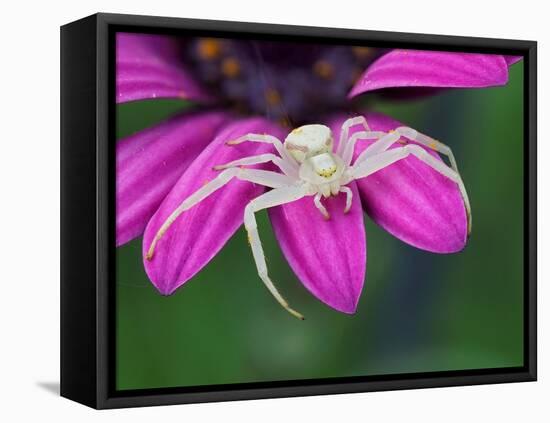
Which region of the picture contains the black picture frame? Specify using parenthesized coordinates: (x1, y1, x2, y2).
(60, 12, 537, 409)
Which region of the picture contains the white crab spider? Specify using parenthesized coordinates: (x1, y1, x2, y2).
(145, 116, 471, 320)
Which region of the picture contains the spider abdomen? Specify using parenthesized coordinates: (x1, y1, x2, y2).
(284, 124, 334, 163)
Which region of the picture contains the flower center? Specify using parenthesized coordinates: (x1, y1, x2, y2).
(187, 38, 375, 126)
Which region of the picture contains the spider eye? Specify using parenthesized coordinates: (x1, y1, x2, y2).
(284, 124, 333, 162)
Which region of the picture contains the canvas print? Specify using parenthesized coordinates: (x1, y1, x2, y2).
(115, 32, 524, 390)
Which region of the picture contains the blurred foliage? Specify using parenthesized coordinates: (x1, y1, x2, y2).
(115, 63, 524, 390)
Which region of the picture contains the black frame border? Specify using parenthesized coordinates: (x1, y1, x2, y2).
(61, 12, 537, 409)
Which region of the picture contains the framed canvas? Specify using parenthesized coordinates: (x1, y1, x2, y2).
(60, 13, 537, 409)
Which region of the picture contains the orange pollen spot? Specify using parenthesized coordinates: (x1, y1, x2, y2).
(265, 88, 281, 106)
(221, 57, 240, 78)
(313, 60, 335, 79)
(352, 46, 371, 58)
(197, 38, 221, 60)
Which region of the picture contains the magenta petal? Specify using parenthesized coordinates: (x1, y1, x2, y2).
(349, 49, 509, 97)
(116, 33, 211, 103)
(269, 183, 366, 314)
(504, 55, 523, 66)
(142, 118, 286, 295)
(116, 110, 230, 246)
(330, 113, 467, 253)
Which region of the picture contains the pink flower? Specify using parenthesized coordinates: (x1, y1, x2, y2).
(116, 33, 520, 316)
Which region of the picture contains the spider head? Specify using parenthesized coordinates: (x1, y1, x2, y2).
(284, 124, 333, 163)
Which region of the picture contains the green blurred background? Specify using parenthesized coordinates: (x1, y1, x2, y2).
(115, 58, 524, 390)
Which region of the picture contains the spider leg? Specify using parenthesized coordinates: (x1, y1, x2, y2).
(226, 133, 298, 167)
(339, 186, 353, 213)
(244, 185, 309, 320)
(337, 115, 378, 156)
(353, 130, 402, 165)
(145, 168, 294, 260)
(352, 145, 461, 184)
(393, 128, 470, 231)
(314, 192, 330, 220)
(213, 153, 298, 177)
(355, 126, 459, 173)
(351, 144, 472, 234)
(341, 130, 387, 166)
(354, 126, 471, 232)
(393, 127, 460, 173)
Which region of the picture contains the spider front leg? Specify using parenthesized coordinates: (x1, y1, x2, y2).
(226, 133, 298, 167)
(356, 126, 459, 172)
(394, 127, 459, 172)
(145, 168, 295, 260)
(213, 153, 298, 177)
(353, 127, 471, 233)
(352, 144, 459, 182)
(393, 128, 470, 230)
(351, 144, 471, 233)
(353, 130, 402, 164)
(341, 130, 388, 166)
(244, 184, 309, 320)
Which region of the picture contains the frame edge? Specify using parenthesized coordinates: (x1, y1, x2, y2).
(60, 13, 100, 409)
